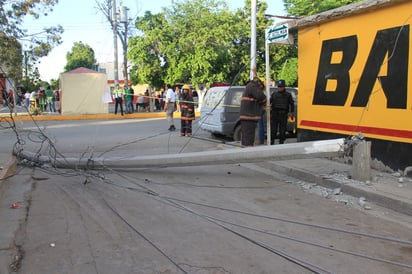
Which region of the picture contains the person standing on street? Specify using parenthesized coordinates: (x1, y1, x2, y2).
(239, 71, 267, 147)
(164, 84, 176, 131)
(54, 89, 61, 113)
(38, 88, 46, 112)
(180, 85, 195, 136)
(2, 89, 7, 107)
(24, 90, 31, 109)
(45, 85, 56, 112)
(270, 79, 294, 145)
(124, 85, 133, 114)
(112, 84, 124, 115)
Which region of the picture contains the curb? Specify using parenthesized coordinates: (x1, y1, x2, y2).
(269, 162, 412, 217)
(0, 111, 201, 122)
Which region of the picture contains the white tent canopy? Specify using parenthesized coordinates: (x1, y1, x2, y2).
(60, 67, 109, 115)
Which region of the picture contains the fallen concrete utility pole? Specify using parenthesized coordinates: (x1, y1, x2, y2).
(15, 138, 345, 170)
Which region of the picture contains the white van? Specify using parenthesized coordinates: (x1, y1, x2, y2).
(200, 85, 297, 141)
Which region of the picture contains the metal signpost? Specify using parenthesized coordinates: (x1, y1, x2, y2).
(265, 23, 293, 145)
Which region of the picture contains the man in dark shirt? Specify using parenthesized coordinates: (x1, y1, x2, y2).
(270, 79, 294, 145)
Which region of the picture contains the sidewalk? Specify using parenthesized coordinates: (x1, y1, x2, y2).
(0, 109, 170, 121)
(268, 158, 412, 217)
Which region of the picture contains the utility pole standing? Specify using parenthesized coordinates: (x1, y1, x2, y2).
(113, 0, 119, 86)
(119, 4, 129, 86)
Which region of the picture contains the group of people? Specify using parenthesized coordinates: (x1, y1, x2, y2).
(164, 84, 196, 136)
(25, 86, 60, 113)
(240, 69, 294, 147)
(112, 84, 162, 115)
(112, 84, 134, 115)
(2, 87, 60, 113)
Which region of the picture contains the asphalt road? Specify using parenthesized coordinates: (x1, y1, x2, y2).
(1, 117, 412, 273)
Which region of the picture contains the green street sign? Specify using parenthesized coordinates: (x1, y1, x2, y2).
(267, 24, 289, 43)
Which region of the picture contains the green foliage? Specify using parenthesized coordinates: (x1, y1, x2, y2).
(128, 11, 169, 89)
(64, 42, 97, 72)
(0, 0, 63, 87)
(284, 0, 362, 17)
(0, 33, 22, 80)
(50, 78, 59, 90)
(129, 0, 297, 89)
(277, 57, 298, 86)
(128, 0, 359, 89)
(129, 0, 243, 89)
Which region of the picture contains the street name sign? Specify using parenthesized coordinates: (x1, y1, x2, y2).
(267, 24, 289, 43)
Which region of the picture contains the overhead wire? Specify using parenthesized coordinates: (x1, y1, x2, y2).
(3, 11, 412, 272)
(89, 167, 326, 273)
(86, 166, 412, 272)
(102, 198, 189, 274)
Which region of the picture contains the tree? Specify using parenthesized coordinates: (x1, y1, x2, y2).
(283, 0, 362, 17)
(128, 11, 167, 90)
(277, 57, 298, 86)
(0, 0, 63, 87)
(127, 0, 360, 90)
(64, 42, 97, 72)
(0, 33, 22, 82)
(231, 0, 274, 84)
(129, 0, 251, 89)
(50, 78, 59, 90)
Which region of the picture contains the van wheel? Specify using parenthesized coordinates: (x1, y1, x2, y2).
(233, 125, 241, 141)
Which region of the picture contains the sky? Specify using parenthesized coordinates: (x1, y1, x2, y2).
(24, 0, 286, 82)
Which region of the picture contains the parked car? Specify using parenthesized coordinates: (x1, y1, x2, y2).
(200, 85, 297, 141)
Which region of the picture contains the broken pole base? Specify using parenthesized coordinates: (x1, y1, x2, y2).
(351, 141, 371, 182)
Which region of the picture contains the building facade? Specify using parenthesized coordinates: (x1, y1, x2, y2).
(292, 0, 412, 171)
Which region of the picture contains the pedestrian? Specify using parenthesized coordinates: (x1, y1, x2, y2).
(29, 90, 37, 109)
(136, 93, 143, 112)
(38, 88, 46, 112)
(16, 88, 22, 106)
(129, 86, 135, 112)
(24, 90, 31, 109)
(112, 84, 124, 115)
(175, 85, 181, 112)
(192, 89, 199, 109)
(7, 88, 14, 108)
(180, 85, 195, 136)
(2, 89, 7, 107)
(239, 69, 267, 147)
(154, 92, 161, 111)
(256, 108, 266, 145)
(164, 84, 176, 131)
(143, 89, 150, 112)
(124, 85, 133, 114)
(270, 79, 294, 145)
(53, 89, 61, 113)
(45, 85, 56, 112)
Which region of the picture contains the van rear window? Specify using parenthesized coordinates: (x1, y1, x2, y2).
(203, 89, 228, 108)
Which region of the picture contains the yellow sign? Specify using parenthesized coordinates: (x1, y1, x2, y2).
(298, 1, 412, 143)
